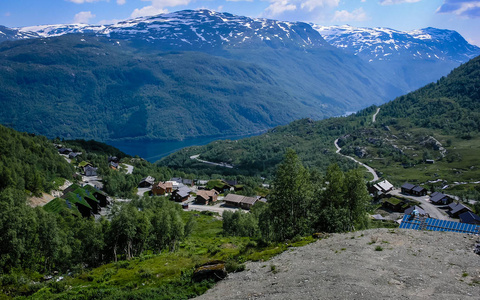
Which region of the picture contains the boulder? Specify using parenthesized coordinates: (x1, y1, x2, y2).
(193, 261, 227, 282)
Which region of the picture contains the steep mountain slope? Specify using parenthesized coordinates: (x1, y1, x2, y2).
(315, 25, 480, 90)
(0, 10, 401, 141)
(0, 25, 39, 43)
(161, 55, 480, 184)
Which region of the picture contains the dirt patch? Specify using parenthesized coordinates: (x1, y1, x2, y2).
(196, 228, 480, 299)
(28, 192, 54, 207)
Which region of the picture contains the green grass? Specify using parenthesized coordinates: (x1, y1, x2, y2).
(24, 212, 317, 299)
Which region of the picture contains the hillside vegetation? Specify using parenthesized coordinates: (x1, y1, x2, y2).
(161, 55, 480, 190)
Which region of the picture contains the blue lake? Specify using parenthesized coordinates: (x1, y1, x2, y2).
(108, 133, 259, 163)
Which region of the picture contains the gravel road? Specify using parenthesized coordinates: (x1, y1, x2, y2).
(196, 228, 480, 300)
(388, 189, 452, 221)
(334, 138, 379, 182)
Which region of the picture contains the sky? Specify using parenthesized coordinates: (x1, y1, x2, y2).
(1, 0, 480, 45)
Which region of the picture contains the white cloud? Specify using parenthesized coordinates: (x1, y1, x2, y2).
(437, 1, 480, 18)
(379, 0, 422, 5)
(4, 12, 11, 17)
(131, 6, 168, 18)
(265, 0, 297, 17)
(226, 0, 254, 2)
(264, 0, 340, 17)
(117, 0, 126, 5)
(333, 7, 369, 21)
(131, 0, 191, 18)
(74, 11, 96, 23)
(300, 0, 340, 12)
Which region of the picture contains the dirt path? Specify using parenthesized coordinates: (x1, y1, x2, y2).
(372, 107, 380, 123)
(196, 228, 480, 300)
(334, 138, 379, 182)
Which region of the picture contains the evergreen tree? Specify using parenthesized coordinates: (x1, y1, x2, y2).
(261, 149, 313, 241)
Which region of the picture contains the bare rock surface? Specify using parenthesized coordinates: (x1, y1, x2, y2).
(196, 228, 480, 299)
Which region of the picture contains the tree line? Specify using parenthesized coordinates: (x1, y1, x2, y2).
(223, 149, 371, 241)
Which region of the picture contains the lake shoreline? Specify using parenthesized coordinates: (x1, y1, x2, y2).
(107, 132, 264, 163)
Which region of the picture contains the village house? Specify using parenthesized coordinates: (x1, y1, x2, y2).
(411, 185, 427, 196)
(108, 156, 120, 163)
(448, 202, 472, 218)
(139, 176, 155, 188)
(110, 161, 119, 170)
(172, 186, 192, 202)
(69, 152, 82, 159)
(459, 211, 480, 225)
(170, 177, 194, 186)
(401, 183, 427, 196)
(430, 192, 452, 205)
(84, 165, 98, 177)
(84, 184, 110, 207)
(58, 147, 73, 155)
(382, 197, 405, 212)
(401, 183, 416, 194)
(151, 181, 173, 196)
(195, 189, 219, 205)
(371, 179, 394, 197)
(223, 194, 258, 210)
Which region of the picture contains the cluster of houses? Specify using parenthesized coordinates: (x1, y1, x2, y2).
(57, 147, 83, 159)
(138, 176, 267, 210)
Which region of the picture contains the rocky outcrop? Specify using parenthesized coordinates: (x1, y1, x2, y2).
(193, 261, 227, 282)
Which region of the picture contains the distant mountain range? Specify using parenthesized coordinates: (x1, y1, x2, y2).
(314, 25, 480, 63)
(0, 10, 479, 141)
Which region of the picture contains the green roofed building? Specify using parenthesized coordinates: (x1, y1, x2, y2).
(43, 197, 81, 216)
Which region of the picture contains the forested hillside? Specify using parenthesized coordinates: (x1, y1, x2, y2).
(0, 30, 399, 142)
(0, 125, 74, 194)
(161, 55, 480, 186)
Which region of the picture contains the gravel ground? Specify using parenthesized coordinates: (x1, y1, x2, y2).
(196, 228, 480, 300)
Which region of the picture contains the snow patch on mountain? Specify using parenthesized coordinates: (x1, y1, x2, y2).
(314, 25, 480, 63)
(14, 10, 328, 50)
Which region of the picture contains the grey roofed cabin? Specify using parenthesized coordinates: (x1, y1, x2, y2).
(459, 211, 480, 225)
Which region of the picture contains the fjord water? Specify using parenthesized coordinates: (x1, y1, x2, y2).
(108, 133, 259, 163)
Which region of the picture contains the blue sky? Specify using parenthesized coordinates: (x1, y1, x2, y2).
(1, 0, 480, 45)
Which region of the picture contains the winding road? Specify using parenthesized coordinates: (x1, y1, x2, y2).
(372, 107, 380, 123)
(334, 107, 380, 182)
(334, 139, 379, 182)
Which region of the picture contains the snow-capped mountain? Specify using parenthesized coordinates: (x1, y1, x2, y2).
(314, 25, 480, 63)
(17, 10, 329, 50)
(0, 25, 40, 43)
